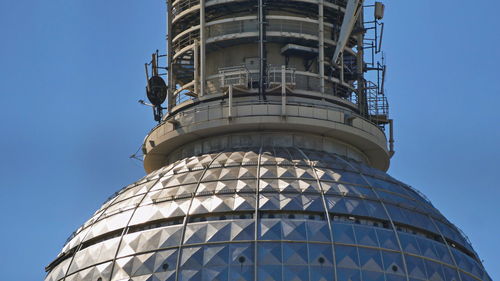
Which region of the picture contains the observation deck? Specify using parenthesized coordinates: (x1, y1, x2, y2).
(142, 89, 390, 173)
(143, 0, 393, 173)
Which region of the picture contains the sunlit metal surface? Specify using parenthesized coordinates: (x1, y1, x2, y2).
(45, 148, 490, 281)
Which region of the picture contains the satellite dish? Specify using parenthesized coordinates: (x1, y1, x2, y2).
(146, 75, 167, 106)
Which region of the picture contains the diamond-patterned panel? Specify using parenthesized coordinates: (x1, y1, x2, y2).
(65, 261, 113, 281)
(117, 225, 182, 257)
(43, 257, 71, 281)
(112, 249, 178, 281)
(68, 237, 120, 275)
(353, 225, 379, 247)
(46, 147, 490, 281)
(335, 245, 360, 269)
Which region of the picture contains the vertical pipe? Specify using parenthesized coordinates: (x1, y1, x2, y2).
(200, 0, 206, 96)
(281, 65, 286, 116)
(152, 53, 158, 76)
(167, 0, 174, 112)
(356, 11, 367, 116)
(228, 85, 233, 118)
(144, 63, 150, 93)
(389, 119, 395, 157)
(258, 0, 266, 100)
(318, 0, 325, 95)
(340, 52, 344, 83)
(193, 40, 199, 95)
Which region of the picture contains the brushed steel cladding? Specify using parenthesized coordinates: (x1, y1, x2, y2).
(45, 148, 491, 281)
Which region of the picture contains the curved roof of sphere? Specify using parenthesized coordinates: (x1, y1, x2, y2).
(45, 147, 490, 281)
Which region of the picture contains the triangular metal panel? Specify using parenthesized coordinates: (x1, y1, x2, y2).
(206, 222, 231, 242)
(336, 267, 361, 281)
(360, 270, 385, 281)
(259, 179, 279, 192)
(335, 245, 360, 269)
(332, 223, 356, 244)
(235, 180, 257, 192)
(229, 265, 254, 281)
(281, 220, 307, 241)
(282, 242, 308, 265)
(353, 225, 379, 247)
(326, 196, 348, 214)
(283, 265, 309, 281)
(424, 259, 446, 281)
(202, 266, 229, 281)
(259, 219, 282, 240)
(180, 246, 204, 269)
(258, 265, 282, 281)
(405, 254, 427, 279)
(189, 197, 210, 215)
(203, 245, 229, 267)
(358, 248, 384, 272)
(381, 251, 406, 275)
(259, 194, 280, 210)
(308, 243, 334, 266)
(229, 243, 254, 265)
(280, 193, 303, 211)
(301, 194, 324, 212)
(259, 166, 277, 178)
(306, 221, 330, 242)
(233, 194, 256, 211)
(399, 233, 421, 255)
(376, 229, 400, 250)
(230, 220, 255, 241)
(237, 166, 258, 179)
(258, 243, 282, 265)
(184, 223, 207, 245)
(416, 237, 439, 260)
(298, 180, 321, 193)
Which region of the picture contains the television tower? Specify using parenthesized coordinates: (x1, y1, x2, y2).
(44, 1, 491, 281)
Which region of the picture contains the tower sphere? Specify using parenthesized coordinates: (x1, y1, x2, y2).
(45, 1, 491, 281)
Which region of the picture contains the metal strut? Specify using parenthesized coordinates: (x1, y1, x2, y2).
(331, 0, 364, 66)
(258, 0, 267, 101)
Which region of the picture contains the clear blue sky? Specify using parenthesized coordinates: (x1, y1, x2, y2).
(0, 1, 498, 280)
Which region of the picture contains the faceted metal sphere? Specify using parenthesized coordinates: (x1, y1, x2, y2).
(45, 147, 490, 281)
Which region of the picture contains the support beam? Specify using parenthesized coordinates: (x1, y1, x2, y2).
(318, 0, 325, 95)
(281, 65, 286, 116)
(200, 0, 206, 96)
(258, 0, 267, 100)
(167, 0, 174, 112)
(388, 119, 395, 157)
(340, 52, 344, 83)
(331, 0, 364, 65)
(193, 40, 199, 95)
(228, 85, 233, 119)
(356, 12, 367, 116)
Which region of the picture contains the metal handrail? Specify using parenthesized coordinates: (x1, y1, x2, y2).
(267, 65, 296, 87)
(219, 65, 253, 88)
(172, 0, 199, 17)
(166, 98, 385, 139)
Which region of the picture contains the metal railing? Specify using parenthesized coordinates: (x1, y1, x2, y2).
(207, 18, 319, 39)
(267, 65, 296, 87)
(325, 0, 347, 6)
(366, 80, 388, 122)
(267, 19, 317, 36)
(207, 19, 258, 37)
(173, 29, 200, 53)
(219, 65, 253, 88)
(172, 0, 199, 17)
(218, 64, 296, 89)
